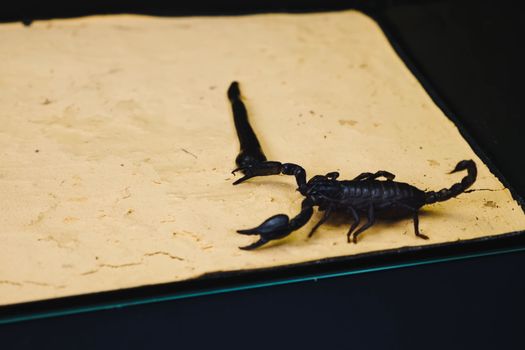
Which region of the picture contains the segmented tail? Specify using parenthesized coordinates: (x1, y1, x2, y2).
(424, 160, 477, 204)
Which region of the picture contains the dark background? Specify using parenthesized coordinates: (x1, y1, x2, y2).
(1, 0, 524, 348)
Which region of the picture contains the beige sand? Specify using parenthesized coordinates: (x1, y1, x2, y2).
(0, 11, 524, 306)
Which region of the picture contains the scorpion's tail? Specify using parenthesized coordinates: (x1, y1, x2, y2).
(424, 160, 477, 204)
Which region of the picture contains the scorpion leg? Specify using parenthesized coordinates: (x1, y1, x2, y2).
(346, 207, 360, 243)
(352, 171, 395, 182)
(232, 161, 284, 185)
(411, 209, 429, 240)
(237, 197, 314, 250)
(307, 206, 333, 238)
(395, 202, 429, 240)
(352, 204, 376, 243)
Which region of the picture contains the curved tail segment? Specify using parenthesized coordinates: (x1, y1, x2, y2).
(424, 160, 477, 205)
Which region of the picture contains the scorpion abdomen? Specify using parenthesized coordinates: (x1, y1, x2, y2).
(337, 180, 425, 210)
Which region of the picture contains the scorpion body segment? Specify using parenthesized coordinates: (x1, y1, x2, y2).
(228, 81, 477, 250)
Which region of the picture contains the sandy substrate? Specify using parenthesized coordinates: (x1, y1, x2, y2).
(1, 11, 524, 306)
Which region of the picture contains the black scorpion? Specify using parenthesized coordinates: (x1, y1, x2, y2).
(228, 81, 477, 250)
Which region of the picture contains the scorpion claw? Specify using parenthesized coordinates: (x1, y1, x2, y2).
(231, 166, 244, 175)
(231, 166, 252, 185)
(231, 161, 284, 186)
(239, 238, 269, 250)
(237, 214, 293, 249)
(236, 227, 260, 235)
(231, 166, 255, 185)
(232, 174, 254, 185)
(231, 166, 253, 185)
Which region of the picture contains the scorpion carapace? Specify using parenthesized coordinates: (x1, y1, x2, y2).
(228, 81, 477, 250)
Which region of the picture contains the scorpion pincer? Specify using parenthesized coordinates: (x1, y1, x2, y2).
(228, 82, 477, 250)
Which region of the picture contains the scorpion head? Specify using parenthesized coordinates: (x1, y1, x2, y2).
(302, 174, 340, 198)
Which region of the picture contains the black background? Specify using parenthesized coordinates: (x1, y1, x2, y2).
(1, 1, 524, 348)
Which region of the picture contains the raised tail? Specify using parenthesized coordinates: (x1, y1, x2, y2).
(424, 160, 477, 204)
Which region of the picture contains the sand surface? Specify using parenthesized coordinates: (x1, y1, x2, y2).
(1, 11, 524, 305)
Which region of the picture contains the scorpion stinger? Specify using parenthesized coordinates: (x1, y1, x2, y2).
(228, 82, 477, 249)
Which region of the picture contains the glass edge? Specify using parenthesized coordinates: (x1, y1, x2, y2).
(1, 245, 524, 325)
